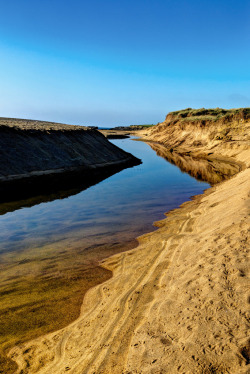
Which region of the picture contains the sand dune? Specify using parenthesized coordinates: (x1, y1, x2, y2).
(8, 110, 250, 373)
(0, 118, 140, 202)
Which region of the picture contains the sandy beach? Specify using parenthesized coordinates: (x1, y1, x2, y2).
(7, 109, 249, 374)
(1, 0, 249, 370)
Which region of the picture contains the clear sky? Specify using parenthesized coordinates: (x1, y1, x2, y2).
(0, 0, 249, 127)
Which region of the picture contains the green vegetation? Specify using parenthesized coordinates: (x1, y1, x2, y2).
(129, 124, 155, 129)
(182, 115, 216, 122)
(168, 107, 250, 123)
(138, 124, 155, 127)
(112, 124, 155, 131)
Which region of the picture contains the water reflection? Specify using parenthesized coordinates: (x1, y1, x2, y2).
(148, 142, 241, 185)
(0, 139, 211, 255)
(0, 158, 140, 214)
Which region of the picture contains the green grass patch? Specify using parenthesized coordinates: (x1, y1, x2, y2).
(168, 107, 250, 122)
(129, 124, 155, 129)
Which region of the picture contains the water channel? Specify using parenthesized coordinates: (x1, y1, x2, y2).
(0, 138, 209, 256)
(0, 137, 211, 362)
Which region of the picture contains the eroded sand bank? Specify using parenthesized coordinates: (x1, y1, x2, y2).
(0, 118, 140, 202)
(9, 110, 250, 373)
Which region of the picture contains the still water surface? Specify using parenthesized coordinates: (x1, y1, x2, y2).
(0, 138, 209, 257)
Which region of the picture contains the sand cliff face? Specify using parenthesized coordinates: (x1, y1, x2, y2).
(7, 110, 250, 374)
(0, 118, 140, 201)
(146, 108, 250, 158)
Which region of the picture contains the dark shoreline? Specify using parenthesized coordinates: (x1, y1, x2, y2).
(0, 118, 141, 205)
(0, 157, 140, 206)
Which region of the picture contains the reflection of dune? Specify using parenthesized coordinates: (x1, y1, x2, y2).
(148, 142, 241, 185)
(0, 162, 138, 216)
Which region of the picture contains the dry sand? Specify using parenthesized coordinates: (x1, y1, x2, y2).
(8, 115, 250, 373)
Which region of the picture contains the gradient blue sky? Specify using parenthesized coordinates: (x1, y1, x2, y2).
(0, 0, 249, 127)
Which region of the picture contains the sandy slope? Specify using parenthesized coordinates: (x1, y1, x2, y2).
(9, 113, 250, 374)
(0, 118, 139, 203)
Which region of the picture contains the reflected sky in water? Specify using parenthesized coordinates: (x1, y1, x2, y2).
(0, 138, 209, 255)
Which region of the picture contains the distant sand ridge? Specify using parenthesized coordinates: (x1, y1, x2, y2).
(9, 109, 250, 373)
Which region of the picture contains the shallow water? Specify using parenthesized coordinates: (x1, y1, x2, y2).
(0, 137, 211, 363)
(0, 138, 209, 256)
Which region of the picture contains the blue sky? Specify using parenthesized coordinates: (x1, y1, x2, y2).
(0, 0, 249, 127)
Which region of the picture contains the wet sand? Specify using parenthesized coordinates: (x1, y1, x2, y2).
(0, 237, 138, 372)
